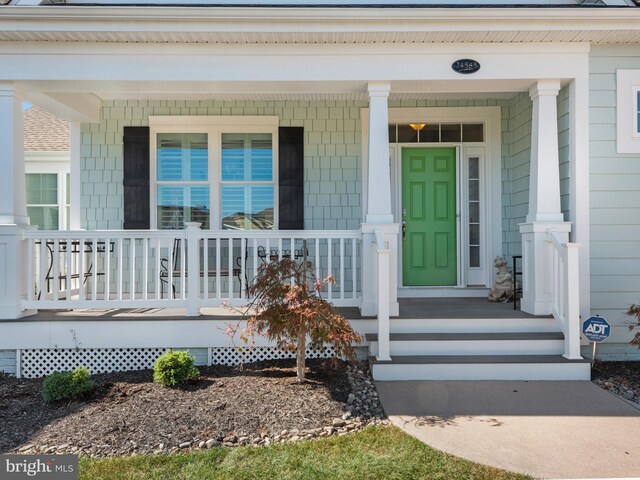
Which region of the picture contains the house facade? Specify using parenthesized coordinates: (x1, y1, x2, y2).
(0, 0, 639, 380)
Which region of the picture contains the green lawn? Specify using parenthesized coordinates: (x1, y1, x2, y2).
(79, 426, 530, 480)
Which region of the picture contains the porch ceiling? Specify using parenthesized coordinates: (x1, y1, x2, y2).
(17, 69, 542, 121)
(22, 79, 531, 104)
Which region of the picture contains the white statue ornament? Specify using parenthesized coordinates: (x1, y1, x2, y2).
(488, 256, 514, 303)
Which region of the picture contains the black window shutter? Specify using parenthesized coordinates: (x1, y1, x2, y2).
(278, 127, 304, 230)
(123, 126, 150, 229)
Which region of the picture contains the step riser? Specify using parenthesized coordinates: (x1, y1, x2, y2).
(369, 339, 564, 356)
(371, 363, 591, 381)
(389, 318, 558, 334)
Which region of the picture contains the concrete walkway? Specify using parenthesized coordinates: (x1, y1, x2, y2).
(376, 381, 640, 479)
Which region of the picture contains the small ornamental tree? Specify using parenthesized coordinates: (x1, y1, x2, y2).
(232, 257, 361, 383)
(628, 303, 640, 348)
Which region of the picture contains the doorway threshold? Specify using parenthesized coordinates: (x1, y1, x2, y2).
(398, 286, 489, 298)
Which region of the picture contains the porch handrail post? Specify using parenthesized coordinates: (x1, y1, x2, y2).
(564, 242, 582, 359)
(185, 222, 201, 317)
(374, 230, 391, 362)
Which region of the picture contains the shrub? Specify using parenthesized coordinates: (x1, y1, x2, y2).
(42, 367, 94, 403)
(153, 350, 199, 387)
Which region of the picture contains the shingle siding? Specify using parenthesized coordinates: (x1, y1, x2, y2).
(80, 99, 366, 231)
(501, 92, 532, 258)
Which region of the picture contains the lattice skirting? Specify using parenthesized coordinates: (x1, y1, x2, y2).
(19, 346, 336, 378)
(211, 345, 336, 366)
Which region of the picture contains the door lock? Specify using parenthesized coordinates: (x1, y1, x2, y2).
(402, 208, 407, 218)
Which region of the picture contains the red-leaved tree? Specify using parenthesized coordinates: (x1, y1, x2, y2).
(628, 304, 640, 348)
(229, 258, 361, 383)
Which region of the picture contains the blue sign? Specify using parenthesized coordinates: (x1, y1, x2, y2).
(452, 59, 481, 74)
(582, 316, 611, 343)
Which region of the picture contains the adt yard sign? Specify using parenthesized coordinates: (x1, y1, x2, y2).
(582, 316, 611, 343)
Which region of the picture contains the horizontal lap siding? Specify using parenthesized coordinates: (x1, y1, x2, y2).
(80, 100, 366, 232)
(589, 45, 640, 346)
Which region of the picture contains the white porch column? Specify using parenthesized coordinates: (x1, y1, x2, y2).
(361, 81, 399, 319)
(185, 222, 201, 317)
(0, 83, 28, 226)
(69, 121, 82, 230)
(365, 82, 393, 224)
(519, 80, 572, 316)
(0, 83, 35, 318)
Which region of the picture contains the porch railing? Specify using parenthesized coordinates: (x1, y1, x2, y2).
(22, 226, 362, 312)
(548, 230, 581, 359)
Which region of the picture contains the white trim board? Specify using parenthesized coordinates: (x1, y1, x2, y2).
(148, 115, 280, 230)
(616, 70, 640, 154)
(362, 106, 502, 289)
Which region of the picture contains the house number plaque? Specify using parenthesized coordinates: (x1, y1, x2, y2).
(452, 59, 481, 74)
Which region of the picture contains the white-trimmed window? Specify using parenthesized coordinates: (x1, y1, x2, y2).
(150, 116, 278, 230)
(616, 70, 640, 154)
(26, 172, 70, 230)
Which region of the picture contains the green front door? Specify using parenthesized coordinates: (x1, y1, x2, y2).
(402, 147, 457, 286)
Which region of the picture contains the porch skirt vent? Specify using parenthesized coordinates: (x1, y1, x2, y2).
(19, 346, 336, 378)
(210, 345, 336, 366)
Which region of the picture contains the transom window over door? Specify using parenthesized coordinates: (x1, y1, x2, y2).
(149, 116, 278, 230)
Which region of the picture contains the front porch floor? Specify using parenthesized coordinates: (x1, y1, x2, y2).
(1, 297, 541, 322)
(340, 297, 542, 320)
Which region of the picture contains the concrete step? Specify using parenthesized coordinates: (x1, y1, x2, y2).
(388, 317, 558, 334)
(366, 332, 565, 356)
(369, 355, 591, 381)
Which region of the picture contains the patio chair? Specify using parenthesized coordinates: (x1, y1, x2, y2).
(159, 238, 245, 299)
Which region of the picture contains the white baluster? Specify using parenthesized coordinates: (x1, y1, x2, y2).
(216, 237, 221, 300)
(105, 238, 111, 301)
(52, 239, 59, 302)
(93, 238, 99, 302)
(117, 238, 123, 301)
(142, 237, 148, 301)
(128, 238, 135, 301)
(352, 238, 357, 300)
(339, 238, 345, 300)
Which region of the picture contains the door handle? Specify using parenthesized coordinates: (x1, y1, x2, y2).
(402, 221, 407, 240)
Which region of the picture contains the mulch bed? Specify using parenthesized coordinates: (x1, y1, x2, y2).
(0, 359, 385, 457)
(592, 361, 640, 405)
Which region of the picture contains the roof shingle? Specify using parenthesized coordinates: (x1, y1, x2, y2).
(24, 106, 70, 152)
